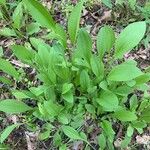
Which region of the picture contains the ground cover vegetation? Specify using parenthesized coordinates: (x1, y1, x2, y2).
(0, 0, 150, 149)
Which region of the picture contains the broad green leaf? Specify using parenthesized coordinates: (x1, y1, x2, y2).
(90, 55, 104, 79)
(113, 85, 132, 96)
(62, 126, 82, 140)
(44, 101, 62, 117)
(127, 125, 134, 137)
(140, 106, 150, 123)
(0, 58, 19, 79)
(58, 114, 69, 124)
(24, 0, 55, 30)
(77, 29, 92, 62)
(12, 2, 23, 29)
(85, 104, 95, 115)
(108, 60, 143, 81)
(115, 22, 146, 58)
(97, 25, 115, 58)
(80, 70, 90, 91)
(97, 133, 106, 150)
(0, 124, 18, 143)
(114, 110, 137, 121)
(0, 27, 16, 37)
(39, 130, 50, 140)
(135, 73, 150, 85)
(68, 1, 83, 43)
(62, 90, 74, 103)
(98, 90, 119, 111)
(26, 22, 40, 35)
(0, 99, 32, 113)
(11, 45, 35, 64)
(11, 90, 31, 99)
(29, 86, 45, 96)
(129, 95, 138, 111)
(62, 83, 73, 94)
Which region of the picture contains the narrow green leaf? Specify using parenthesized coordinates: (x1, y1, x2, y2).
(24, 0, 55, 30)
(115, 22, 146, 58)
(0, 99, 32, 113)
(68, 1, 83, 43)
(12, 2, 23, 29)
(0, 124, 18, 143)
(0, 58, 19, 79)
(97, 26, 115, 58)
(108, 60, 143, 81)
(114, 110, 137, 121)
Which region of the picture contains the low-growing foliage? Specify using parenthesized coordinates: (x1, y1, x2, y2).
(0, 0, 150, 149)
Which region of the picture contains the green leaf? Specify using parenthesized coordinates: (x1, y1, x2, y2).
(77, 29, 92, 62)
(127, 125, 134, 137)
(129, 95, 138, 111)
(97, 25, 115, 58)
(102, 0, 112, 8)
(98, 90, 119, 111)
(0, 58, 19, 79)
(114, 110, 137, 121)
(0, 27, 16, 37)
(58, 113, 69, 124)
(0, 76, 12, 85)
(62, 83, 73, 94)
(90, 55, 104, 79)
(12, 2, 23, 29)
(0, 46, 3, 57)
(97, 133, 106, 150)
(44, 101, 62, 117)
(108, 60, 143, 81)
(68, 1, 83, 43)
(0, 124, 18, 143)
(135, 73, 150, 85)
(113, 85, 132, 96)
(26, 22, 40, 35)
(11, 45, 35, 64)
(140, 106, 150, 123)
(121, 134, 132, 148)
(62, 126, 82, 140)
(62, 90, 74, 103)
(80, 70, 90, 91)
(0, 99, 32, 113)
(101, 120, 115, 143)
(11, 90, 32, 99)
(24, 0, 55, 30)
(115, 22, 146, 58)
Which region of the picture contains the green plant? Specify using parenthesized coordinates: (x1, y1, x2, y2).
(0, 0, 150, 149)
